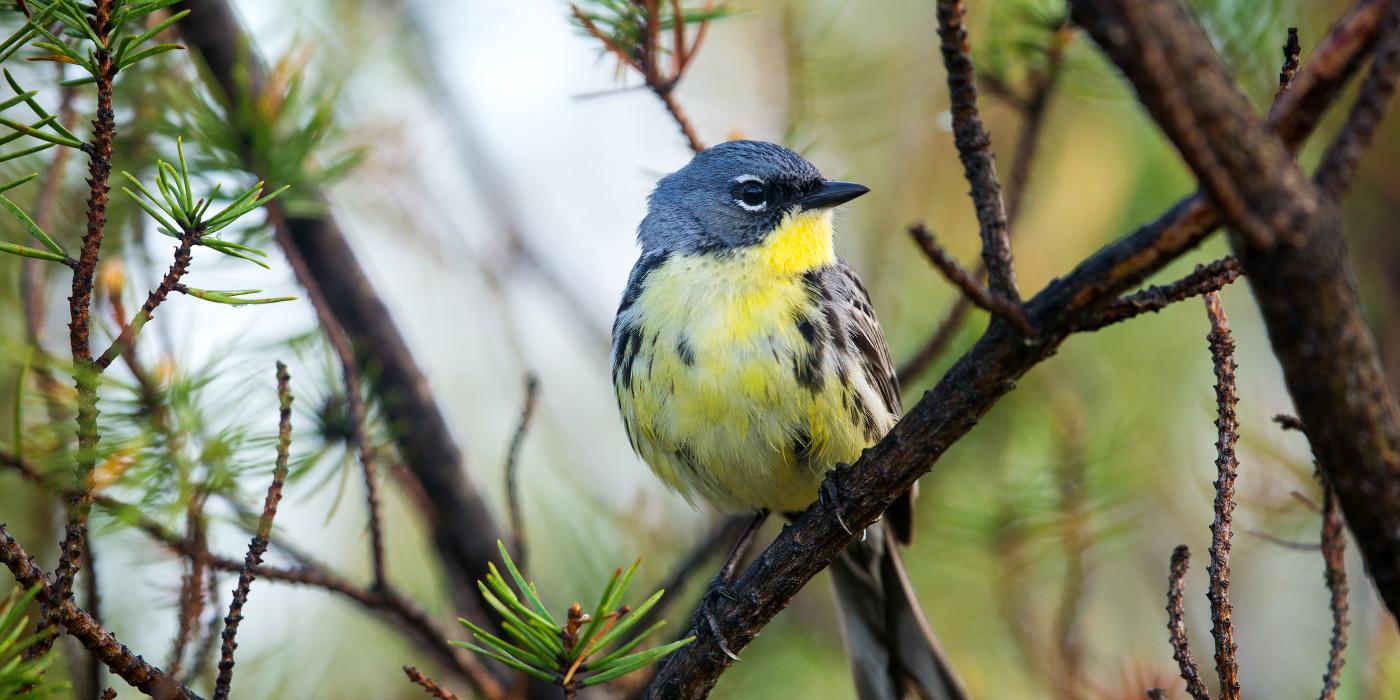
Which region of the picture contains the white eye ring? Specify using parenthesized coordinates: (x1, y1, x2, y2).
(732, 174, 767, 212)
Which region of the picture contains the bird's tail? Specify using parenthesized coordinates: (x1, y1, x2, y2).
(830, 524, 967, 700)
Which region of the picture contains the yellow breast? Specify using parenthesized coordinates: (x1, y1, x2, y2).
(614, 209, 876, 513)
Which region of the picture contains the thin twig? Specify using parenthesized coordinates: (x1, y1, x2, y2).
(900, 20, 1063, 385)
(46, 0, 119, 660)
(1166, 546, 1210, 700)
(1204, 290, 1240, 700)
(504, 374, 540, 563)
(569, 2, 706, 153)
(1274, 414, 1307, 433)
(94, 222, 205, 371)
(81, 539, 103, 700)
(908, 224, 1035, 336)
(167, 490, 209, 681)
(213, 362, 293, 700)
(0, 524, 200, 699)
(404, 665, 461, 700)
(1315, 0, 1400, 200)
(0, 448, 501, 699)
(1318, 483, 1349, 700)
(1077, 258, 1243, 332)
(935, 0, 1021, 303)
(1051, 417, 1089, 698)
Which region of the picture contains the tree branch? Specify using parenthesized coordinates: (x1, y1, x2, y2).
(213, 362, 293, 700)
(1166, 546, 1210, 700)
(1076, 257, 1242, 332)
(935, 0, 1021, 303)
(1319, 484, 1349, 700)
(1071, 0, 1400, 625)
(0, 524, 200, 699)
(1203, 291, 1240, 700)
(642, 2, 1391, 694)
(908, 224, 1035, 337)
(176, 0, 508, 629)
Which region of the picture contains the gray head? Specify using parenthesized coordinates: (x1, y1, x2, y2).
(638, 140, 868, 253)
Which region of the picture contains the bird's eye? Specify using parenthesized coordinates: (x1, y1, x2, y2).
(733, 178, 768, 211)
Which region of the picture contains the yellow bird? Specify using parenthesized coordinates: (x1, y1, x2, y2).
(612, 141, 964, 699)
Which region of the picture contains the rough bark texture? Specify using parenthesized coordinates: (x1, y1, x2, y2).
(1070, 0, 1400, 627)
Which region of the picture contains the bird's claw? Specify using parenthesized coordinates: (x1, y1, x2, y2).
(819, 470, 852, 535)
(700, 581, 740, 661)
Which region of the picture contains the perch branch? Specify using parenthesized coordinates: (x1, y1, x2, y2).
(642, 2, 1390, 695)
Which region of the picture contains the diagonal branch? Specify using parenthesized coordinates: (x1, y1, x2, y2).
(642, 2, 1392, 695)
(909, 224, 1035, 337)
(1071, 0, 1400, 624)
(1077, 257, 1242, 332)
(0, 524, 200, 699)
(1315, 0, 1400, 199)
(176, 0, 508, 634)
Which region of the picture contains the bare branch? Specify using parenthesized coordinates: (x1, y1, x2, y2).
(1315, 0, 1400, 199)
(176, 0, 510, 628)
(908, 224, 1035, 337)
(1077, 257, 1243, 332)
(1204, 291, 1240, 700)
(504, 374, 540, 563)
(214, 362, 294, 700)
(1166, 546, 1210, 700)
(935, 0, 1021, 303)
(1072, 0, 1400, 626)
(0, 524, 199, 699)
(1318, 484, 1349, 700)
(900, 24, 1065, 385)
(404, 665, 461, 700)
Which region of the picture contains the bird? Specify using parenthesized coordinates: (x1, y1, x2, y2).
(611, 140, 966, 700)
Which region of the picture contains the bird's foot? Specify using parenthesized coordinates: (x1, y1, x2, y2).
(819, 466, 853, 535)
(700, 576, 740, 661)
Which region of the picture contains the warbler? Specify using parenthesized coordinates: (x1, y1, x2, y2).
(612, 140, 964, 700)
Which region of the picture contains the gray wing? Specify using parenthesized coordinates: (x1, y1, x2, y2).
(829, 260, 901, 417)
(826, 260, 914, 543)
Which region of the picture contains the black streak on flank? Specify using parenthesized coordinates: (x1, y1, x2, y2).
(678, 337, 696, 366)
(617, 250, 671, 314)
(675, 443, 701, 476)
(614, 324, 644, 388)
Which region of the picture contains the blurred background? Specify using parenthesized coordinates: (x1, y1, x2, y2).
(2, 0, 1400, 697)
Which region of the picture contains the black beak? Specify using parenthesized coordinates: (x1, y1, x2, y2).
(799, 180, 870, 211)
